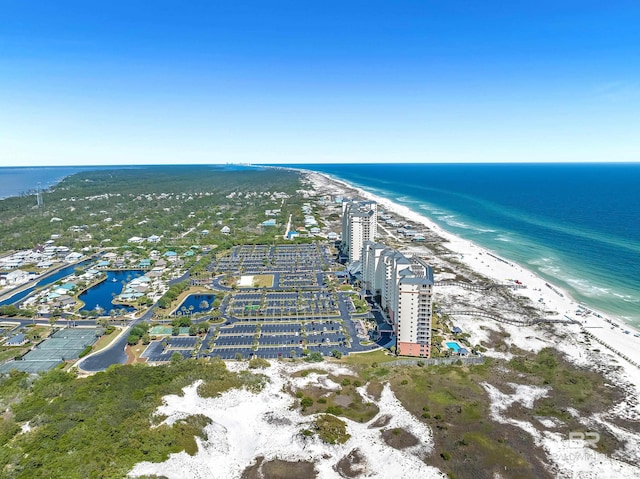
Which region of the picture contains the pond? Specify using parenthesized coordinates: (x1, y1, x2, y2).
(78, 270, 144, 314)
(173, 294, 215, 316)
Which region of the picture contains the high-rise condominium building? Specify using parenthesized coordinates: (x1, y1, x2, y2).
(341, 200, 377, 264)
(363, 242, 434, 357)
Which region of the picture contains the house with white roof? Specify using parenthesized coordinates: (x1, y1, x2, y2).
(65, 252, 83, 263)
(3, 269, 29, 286)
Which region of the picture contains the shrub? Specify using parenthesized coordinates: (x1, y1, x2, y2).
(304, 352, 324, 363)
(440, 451, 451, 461)
(314, 414, 350, 445)
(78, 345, 93, 358)
(248, 357, 270, 369)
(326, 406, 343, 416)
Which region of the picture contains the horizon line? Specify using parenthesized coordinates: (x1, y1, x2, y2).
(1, 161, 640, 169)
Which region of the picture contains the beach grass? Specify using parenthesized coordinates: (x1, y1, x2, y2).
(343, 349, 396, 367)
(388, 363, 541, 478)
(294, 373, 379, 423)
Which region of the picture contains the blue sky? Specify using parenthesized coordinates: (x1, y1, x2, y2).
(1, 1, 639, 165)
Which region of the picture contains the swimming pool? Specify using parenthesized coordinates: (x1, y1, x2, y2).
(446, 341, 460, 353)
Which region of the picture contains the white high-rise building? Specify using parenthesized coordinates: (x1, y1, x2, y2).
(341, 200, 377, 263)
(362, 241, 386, 296)
(362, 243, 434, 357)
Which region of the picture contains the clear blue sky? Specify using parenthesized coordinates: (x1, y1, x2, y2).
(1, 1, 639, 165)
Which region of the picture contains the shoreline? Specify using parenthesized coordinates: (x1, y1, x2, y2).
(300, 168, 640, 394)
(0, 167, 78, 201)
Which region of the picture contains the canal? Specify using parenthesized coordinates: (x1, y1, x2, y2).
(0, 260, 92, 307)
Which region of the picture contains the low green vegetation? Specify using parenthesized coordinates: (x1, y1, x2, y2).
(248, 357, 270, 369)
(0, 305, 34, 318)
(303, 351, 324, 363)
(507, 347, 621, 447)
(293, 372, 378, 423)
(338, 346, 624, 479)
(312, 414, 350, 445)
(0, 359, 267, 479)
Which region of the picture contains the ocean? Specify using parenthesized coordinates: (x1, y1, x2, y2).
(0, 166, 93, 199)
(290, 163, 640, 327)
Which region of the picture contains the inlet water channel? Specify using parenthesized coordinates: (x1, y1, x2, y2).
(0, 260, 92, 307)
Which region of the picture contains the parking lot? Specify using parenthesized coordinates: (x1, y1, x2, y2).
(278, 272, 320, 289)
(226, 291, 340, 320)
(213, 336, 255, 346)
(203, 315, 350, 358)
(260, 322, 303, 334)
(142, 340, 195, 363)
(214, 243, 332, 274)
(166, 337, 198, 348)
(200, 241, 381, 361)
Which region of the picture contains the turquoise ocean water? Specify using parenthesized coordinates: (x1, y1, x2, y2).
(289, 163, 640, 327)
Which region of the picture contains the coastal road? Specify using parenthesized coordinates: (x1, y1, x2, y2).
(283, 214, 292, 239)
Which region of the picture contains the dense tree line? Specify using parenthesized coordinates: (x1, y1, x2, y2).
(0, 166, 302, 252)
(156, 280, 190, 309)
(0, 360, 267, 478)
